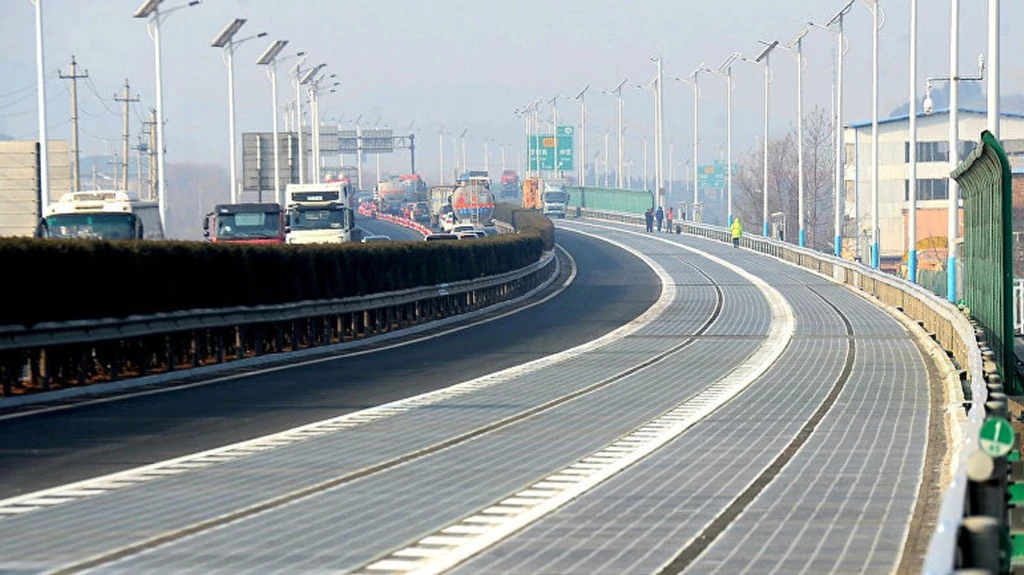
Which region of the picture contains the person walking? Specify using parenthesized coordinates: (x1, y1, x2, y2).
(655, 206, 664, 232)
(730, 216, 743, 248)
(644, 208, 654, 233)
(665, 207, 674, 234)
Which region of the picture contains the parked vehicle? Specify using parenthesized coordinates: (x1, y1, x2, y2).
(203, 203, 285, 244)
(41, 190, 163, 240)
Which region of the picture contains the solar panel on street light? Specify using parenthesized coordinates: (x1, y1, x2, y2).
(256, 40, 288, 65)
(211, 18, 246, 48)
(755, 40, 780, 63)
(133, 0, 163, 18)
(300, 64, 325, 85)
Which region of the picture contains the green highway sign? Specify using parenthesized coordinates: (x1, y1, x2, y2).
(529, 125, 574, 172)
(979, 417, 1015, 457)
(697, 159, 737, 190)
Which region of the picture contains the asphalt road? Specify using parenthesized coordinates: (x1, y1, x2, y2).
(0, 229, 658, 498)
(355, 213, 425, 241)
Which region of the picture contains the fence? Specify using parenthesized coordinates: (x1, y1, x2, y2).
(1015, 279, 1024, 336)
(952, 130, 1017, 395)
(566, 186, 654, 215)
(578, 207, 997, 574)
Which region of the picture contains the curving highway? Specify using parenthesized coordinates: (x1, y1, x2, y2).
(355, 213, 427, 241)
(0, 221, 938, 574)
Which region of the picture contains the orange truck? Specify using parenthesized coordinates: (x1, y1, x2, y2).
(522, 178, 541, 210)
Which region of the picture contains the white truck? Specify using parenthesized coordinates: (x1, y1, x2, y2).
(541, 180, 570, 219)
(41, 190, 163, 240)
(284, 183, 354, 244)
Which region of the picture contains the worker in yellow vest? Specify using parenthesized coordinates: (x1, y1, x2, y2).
(730, 216, 742, 248)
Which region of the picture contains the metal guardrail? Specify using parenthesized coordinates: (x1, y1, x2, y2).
(1015, 278, 1024, 336)
(579, 208, 991, 574)
(0, 252, 556, 398)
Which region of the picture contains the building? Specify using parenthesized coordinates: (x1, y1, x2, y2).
(842, 109, 1024, 263)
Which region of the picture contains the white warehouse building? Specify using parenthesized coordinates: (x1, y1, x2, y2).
(843, 109, 1024, 261)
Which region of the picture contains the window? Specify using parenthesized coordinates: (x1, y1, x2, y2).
(905, 178, 949, 202)
(905, 141, 950, 163)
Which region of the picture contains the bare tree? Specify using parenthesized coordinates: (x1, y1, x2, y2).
(802, 106, 835, 251)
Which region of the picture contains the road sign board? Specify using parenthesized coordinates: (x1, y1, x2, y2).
(979, 417, 1015, 457)
(529, 125, 574, 172)
(696, 160, 737, 190)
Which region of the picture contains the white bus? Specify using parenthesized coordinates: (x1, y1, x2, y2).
(284, 183, 354, 244)
(41, 191, 164, 240)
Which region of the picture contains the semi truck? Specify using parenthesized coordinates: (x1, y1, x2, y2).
(450, 178, 494, 226)
(284, 183, 354, 244)
(41, 190, 163, 240)
(203, 203, 285, 244)
(500, 170, 519, 200)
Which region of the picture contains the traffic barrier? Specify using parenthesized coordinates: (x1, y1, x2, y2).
(578, 208, 993, 574)
(358, 204, 433, 237)
(0, 251, 557, 399)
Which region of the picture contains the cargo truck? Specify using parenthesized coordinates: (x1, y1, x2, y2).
(203, 203, 285, 244)
(450, 179, 494, 226)
(284, 183, 354, 244)
(541, 180, 570, 219)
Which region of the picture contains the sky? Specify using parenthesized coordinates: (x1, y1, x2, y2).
(1, 0, 1021, 186)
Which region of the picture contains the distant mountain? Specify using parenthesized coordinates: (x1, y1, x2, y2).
(164, 163, 230, 240)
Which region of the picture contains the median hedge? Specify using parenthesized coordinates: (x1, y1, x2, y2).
(1, 233, 544, 326)
(493, 203, 555, 250)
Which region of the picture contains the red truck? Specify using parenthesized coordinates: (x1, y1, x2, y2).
(203, 203, 286, 244)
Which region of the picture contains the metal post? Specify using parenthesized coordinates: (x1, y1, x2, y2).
(726, 65, 733, 227)
(296, 68, 304, 184)
(617, 90, 624, 188)
(948, 0, 959, 299)
(763, 54, 771, 237)
(656, 57, 665, 209)
(33, 0, 50, 213)
(835, 15, 845, 257)
(796, 38, 805, 247)
(438, 131, 444, 186)
(871, 0, 880, 270)
(270, 63, 280, 204)
(604, 131, 610, 187)
(226, 45, 238, 201)
(552, 95, 558, 178)
(642, 136, 648, 191)
(909, 0, 919, 282)
(693, 77, 699, 208)
(988, 0, 1000, 139)
(855, 128, 861, 261)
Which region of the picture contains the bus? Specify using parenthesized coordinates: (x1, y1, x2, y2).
(41, 190, 163, 240)
(284, 183, 355, 244)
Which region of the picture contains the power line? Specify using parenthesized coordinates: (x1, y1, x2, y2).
(83, 76, 119, 117)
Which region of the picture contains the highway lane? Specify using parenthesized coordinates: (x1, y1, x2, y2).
(0, 230, 657, 499)
(355, 213, 425, 241)
(0, 222, 934, 574)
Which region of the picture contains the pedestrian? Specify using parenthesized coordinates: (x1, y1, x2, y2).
(644, 208, 654, 233)
(730, 216, 743, 248)
(655, 206, 664, 232)
(665, 207, 674, 234)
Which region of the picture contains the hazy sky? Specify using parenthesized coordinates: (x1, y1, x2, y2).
(1, 0, 1020, 184)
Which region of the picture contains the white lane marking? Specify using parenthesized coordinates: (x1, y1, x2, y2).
(0, 239, 672, 520)
(351, 224, 796, 575)
(0, 245, 573, 421)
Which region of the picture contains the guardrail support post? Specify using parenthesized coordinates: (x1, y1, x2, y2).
(39, 349, 50, 391)
(958, 516, 1002, 573)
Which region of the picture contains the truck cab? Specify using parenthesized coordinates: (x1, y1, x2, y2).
(203, 203, 285, 244)
(284, 183, 354, 244)
(41, 190, 163, 240)
(541, 180, 570, 219)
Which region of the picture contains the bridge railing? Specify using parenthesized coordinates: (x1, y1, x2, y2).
(0, 251, 557, 405)
(578, 208, 992, 574)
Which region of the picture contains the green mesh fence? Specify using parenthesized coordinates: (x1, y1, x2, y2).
(566, 187, 654, 215)
(918, 269, 948, 300)
(951, 130, 1017, 393)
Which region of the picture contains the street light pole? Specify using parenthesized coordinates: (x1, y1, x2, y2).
(948, 0, 960, 299)
(988, 0, 1000, 139)
(868, 0, 881, 270)
(609, 79, 627, 189)
(31, 0, 50, 215)
(438, 128, 445, 185)
(256, 40, 293, 206)
(574, 86, 589, 187)
(783, 26, 810, 247)
(909, 0, 919, 282)
(742, 41, 778, 237)
(653, 56, 665, 209)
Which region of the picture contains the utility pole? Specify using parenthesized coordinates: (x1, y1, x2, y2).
(114, 78, 140, 191)
(59, 55, 88, 192)
(147, 108, 158, 201)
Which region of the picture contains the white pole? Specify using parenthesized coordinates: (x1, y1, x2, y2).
(762, 56, 771, 237)
(32, 0, 51, 215)
(296, 70, 304, 184)
(152, 9, 168, 233)
(270, 63, 281, 204)
(693, 77, 700, 207)
(796, 39, 805, 247)
(617, 91, 624, 188)
(909, 0, 919, 282)
(552, 96, 559, 178)
(871, 0, 880, 270)
(726, 65, 733, 227)
(579, 94, 586, 186)
(642, 137, 648, 191)
(438, 132, 444, 185)
(947, 0, 959, 300)
(501, 145, 506, 172)
(834, 16, 845, 257)
(227, 44, 238, 203)
(604, 131, 610, 187)
(988, 0, 999, 139)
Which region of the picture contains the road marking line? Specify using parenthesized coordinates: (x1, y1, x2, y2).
(350, 223, 795, 575)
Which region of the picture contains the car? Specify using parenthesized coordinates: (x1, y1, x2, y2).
(361, 234, 391, 243)
(439, 212, 456, 232)
(451, 223, 477, 235)
(454, 232, 479, 239)
(424, 233, 460, 241)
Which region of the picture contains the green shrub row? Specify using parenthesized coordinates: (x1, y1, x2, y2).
(2, 234, 544, 326)
(493, 203, 555, 251)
